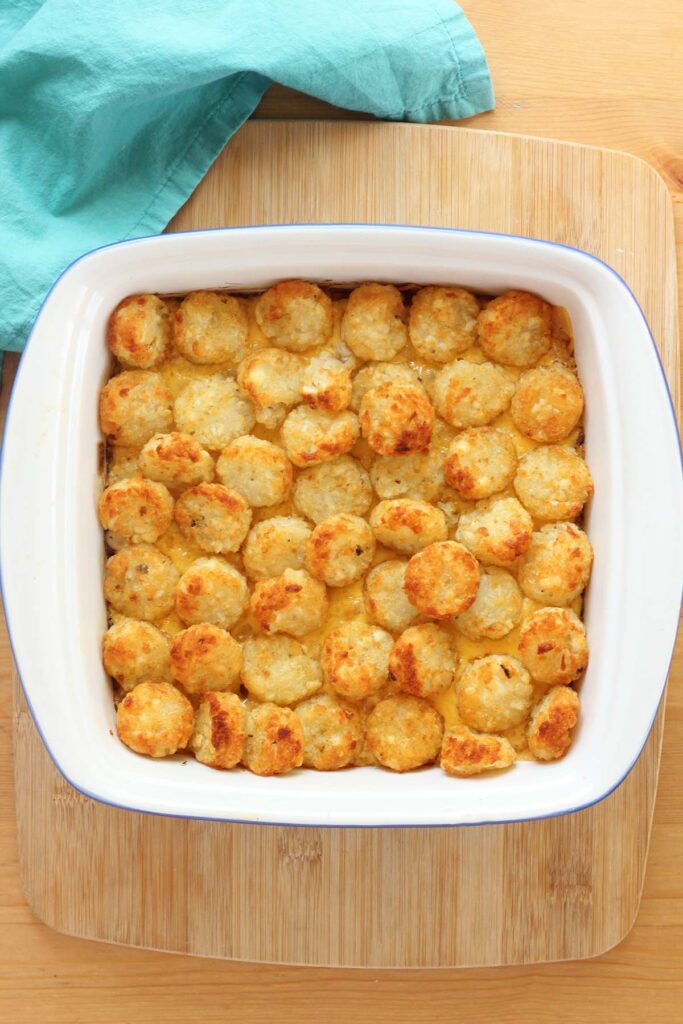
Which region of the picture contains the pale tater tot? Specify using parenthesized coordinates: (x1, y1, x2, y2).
(103, 618, 171, 692)
(105, 451, 141, 486)
(241, 702, 304, 776)
(139, 432, 215, 488)
(404, 541, 480, 618)
(455, 496, 533, 567)
(174, 376, 255, 450)
(296, 694, 363, 770)
(456, 655, 533, 733)
(366, 695, 443, 772)
(174, 483, 251, 554)
(104, 545, 179, 621)
(306, 514, 375, 588)
(455, 566, 523, 640)
(389, 623, 456, 698)
(99, 370, 174, 447)
(370, 449, 440, 502)
(527, 685, 580, 761)
(301, 352, 352, 412)
(98, 477, 173, 545)
(518, 523, 593, 605)
(216, 436, 292, 508)
(250, 569, 327, 636)
(173, 291, 248, 364)
(364, 559, 420, 633)
(370, 499, 447, 556)
(513, 446, 594, 521)
(440, 726, 515, 776)
(170, 623, 242, 695)
(477, 290, 552, 367)
(359, 381, 434, 456)
(190, 692, 246, 769)
(176, 558, 248, 629)
(518, 607, 588, 686)
(322, 621, 393, 700)
(293, 455, 372, 524)
(341, 283, 408, 360)
(431, 360, 514, 429)
(237, 347, 304, 415)
(255, 280, 333, 352)
(241, 635, 322, 705)
(107, 294, 171, 369)
(511, 363, 584, 442)
(281, 406, 359, 468)
(408, 286, 479, 363)
(444, 427, 517, 500)
(242, 517, 311, 581)
(116, 681, 194, 758)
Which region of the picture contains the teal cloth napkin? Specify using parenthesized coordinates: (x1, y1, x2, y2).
(0, 1, 493, 351)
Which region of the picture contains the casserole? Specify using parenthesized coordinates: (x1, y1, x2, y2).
(1, 224, 681, 825)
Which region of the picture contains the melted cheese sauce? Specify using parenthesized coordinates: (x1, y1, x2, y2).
(105, 291, 585, 756)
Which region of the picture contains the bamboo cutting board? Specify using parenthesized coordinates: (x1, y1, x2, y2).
(13, 121, 679, 968)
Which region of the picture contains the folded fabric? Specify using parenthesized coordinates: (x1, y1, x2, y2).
(0, 0, 493, 350)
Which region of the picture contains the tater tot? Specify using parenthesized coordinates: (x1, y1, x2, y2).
(107, 294, 171, 368)
(242, 702, 304, 776)
(173, 291, 248, 364)
(408, 286, 479, 363)
(116, 681, 194, 758)
(440, 726, 515, 776)
(366, 695, 443, 771)
(341, 283, 408, 361)
(191, 692, 246, 769)
(296, 693, 363, 770)
(527, 685, 580, 761)
(477, 290, 552, 367)
(389, 623, 456, 698)
(255, 280, 333, 352)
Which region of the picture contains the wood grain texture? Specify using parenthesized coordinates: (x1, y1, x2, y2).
(0, 0, 682, 1015)
(6, 120, 679, 972)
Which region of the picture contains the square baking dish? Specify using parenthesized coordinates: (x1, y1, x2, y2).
(2, 224, 681, 826)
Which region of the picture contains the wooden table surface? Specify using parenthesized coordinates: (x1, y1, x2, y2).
(0, 1, 681, 1020)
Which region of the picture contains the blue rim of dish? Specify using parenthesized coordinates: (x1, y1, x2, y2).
(1, 223, 681, 829)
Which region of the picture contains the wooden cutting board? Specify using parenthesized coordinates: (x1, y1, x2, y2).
(13, 121, 678, 969)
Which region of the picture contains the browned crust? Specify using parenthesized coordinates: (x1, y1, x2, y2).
(250, 577, 298, 631)
(242, 704, 304, 776)
(440, 728, 514, 776)
(518, 608, 588, 686)
(528, 686, 580, 761)
(170, 623, 241, 688)
(202, 692, 247, 769)
(404, 542, 480, 617)
(389, 641, 422, 696)
(145, 432, 205, 467)
(360, 382, 434, 455)
(98, 477, 173, 536)
(107, 294, 170, 366)
(98, 370, 172, 442)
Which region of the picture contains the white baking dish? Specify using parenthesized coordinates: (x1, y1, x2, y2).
(2, 225, 681, 826)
